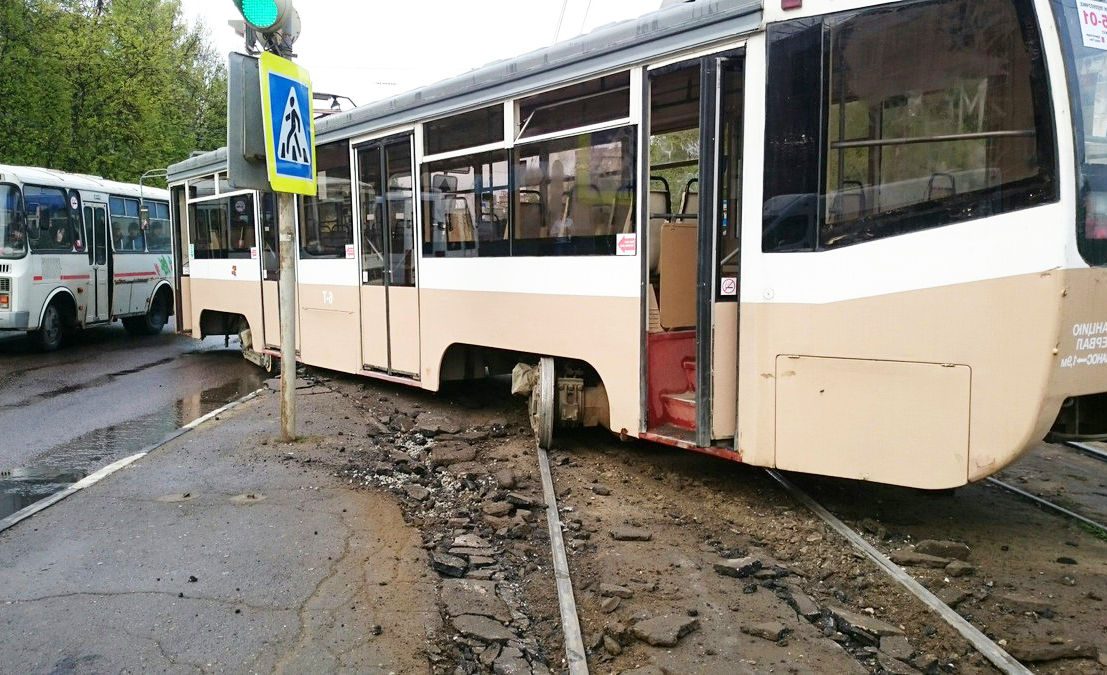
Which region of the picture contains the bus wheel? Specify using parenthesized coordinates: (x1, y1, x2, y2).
(30, 302, 64, 352)
(126, 294, 168, 336)
(529, 356, 555, 450)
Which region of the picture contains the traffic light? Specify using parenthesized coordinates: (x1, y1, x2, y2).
(231, 0, 299, 57)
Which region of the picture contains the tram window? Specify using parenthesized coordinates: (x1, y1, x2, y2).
(226, 194, 256, 258)
(762, 0, 1057, 252)
(513, 126, 636, 256)
(146, 201, 172, 252)
(24, 186, 75, 253)
(110, 196, 144, 252)
(189, 175, 216, 200)
(517, 72, 630, 139)
(421, 150, 510, 258)
(425, 105, 505, 156)
(300, 141, 353, 259)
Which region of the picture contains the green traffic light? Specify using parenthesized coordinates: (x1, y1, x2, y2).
(239, 0, 279, 29)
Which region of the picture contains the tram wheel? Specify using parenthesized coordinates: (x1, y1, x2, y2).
(530, 356, 555, 450)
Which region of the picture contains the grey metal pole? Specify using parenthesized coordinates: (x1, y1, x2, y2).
(278, 191, 297, 441)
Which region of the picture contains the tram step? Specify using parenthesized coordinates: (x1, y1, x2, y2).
(660, 390, 696, 430)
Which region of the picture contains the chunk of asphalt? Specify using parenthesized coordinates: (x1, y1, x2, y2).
(714, 557, 763, 579)
(431, 552, 468, 578)
(915, 539, 971, 561)
(630, 615, 700, 647)
(889, 550, 951, 569)
(610, 527, 653, 542)
(740, 622, 787, 642)
(451, 614, 516, 643)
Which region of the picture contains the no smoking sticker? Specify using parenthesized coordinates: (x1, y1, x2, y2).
(720, 277, 737, 296)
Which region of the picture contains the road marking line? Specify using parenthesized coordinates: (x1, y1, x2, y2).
(536, 445, 589, 675)
(767, 470, 1031, 675)
(0, 388, 266, 536)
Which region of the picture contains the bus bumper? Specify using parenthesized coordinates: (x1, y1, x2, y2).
(0, 312, 30, 330)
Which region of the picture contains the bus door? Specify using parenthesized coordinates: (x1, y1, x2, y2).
(83, 203, 111, 322)
(355, 134, 420, 377)
(259, 193, 280, 348)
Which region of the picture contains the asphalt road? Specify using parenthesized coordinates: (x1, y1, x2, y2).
(0, 324, 266, 516)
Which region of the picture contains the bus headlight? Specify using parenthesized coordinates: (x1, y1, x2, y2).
(1086, 192, 1107, 240)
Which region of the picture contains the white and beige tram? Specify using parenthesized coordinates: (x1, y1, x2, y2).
(0, 165, 175, 350)
(169, 0, 1107, 489)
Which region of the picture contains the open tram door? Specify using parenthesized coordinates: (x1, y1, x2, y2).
(644, 53, 744, 449)
(258, 193, 281, 349)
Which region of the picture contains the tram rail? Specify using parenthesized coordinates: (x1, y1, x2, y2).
(1064, 440, 1107, 464)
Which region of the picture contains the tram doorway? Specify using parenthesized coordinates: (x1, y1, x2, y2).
(355, 135, 420, 377)
(645, 54, 743, 447)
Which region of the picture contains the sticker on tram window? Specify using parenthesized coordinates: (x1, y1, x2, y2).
(720, 277, 738, 296)
(69, 195, 78, 210)
(189, 243, 195, 259)
(345, 243, 355, 259)
(250, 246, 258, 260)
(616, 233, 636, 256)
(1078, 0, 1107, 51)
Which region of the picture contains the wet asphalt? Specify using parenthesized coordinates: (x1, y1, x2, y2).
(0, 324, 266, 519)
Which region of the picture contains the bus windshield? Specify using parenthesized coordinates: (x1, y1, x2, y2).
(0, 184, 26, 259)
(1053, 0, 1107, 263)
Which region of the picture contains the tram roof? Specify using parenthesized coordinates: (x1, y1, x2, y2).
(0, 164, 169, 200)
(169, 0, 761, 183)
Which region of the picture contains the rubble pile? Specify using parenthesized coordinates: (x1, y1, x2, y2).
(335, 386, 557, 675)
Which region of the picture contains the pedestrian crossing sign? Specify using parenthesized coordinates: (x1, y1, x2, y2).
(259, 52, 316, 196)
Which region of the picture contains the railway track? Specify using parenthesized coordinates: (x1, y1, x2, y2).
(984, 440, 1107, 536)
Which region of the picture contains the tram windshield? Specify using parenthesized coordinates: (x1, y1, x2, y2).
(0, 184, 26, 259)
(1053, 0, 1107, 263)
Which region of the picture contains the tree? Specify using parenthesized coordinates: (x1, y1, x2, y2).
(0, 0, 227, 186)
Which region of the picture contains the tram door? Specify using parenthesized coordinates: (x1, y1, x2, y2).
(83, 203, 111, 322)
(355, 135, 420, 377)
(258, 194, 281, 349)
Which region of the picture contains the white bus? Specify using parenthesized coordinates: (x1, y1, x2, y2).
(0, 165, 175, 350)
(170, 0, 1107, 489)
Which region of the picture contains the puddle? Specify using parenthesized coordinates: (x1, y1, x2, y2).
(0, 373, 265, 521)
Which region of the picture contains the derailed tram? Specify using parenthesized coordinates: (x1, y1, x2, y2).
(168, 0, 1107, 489)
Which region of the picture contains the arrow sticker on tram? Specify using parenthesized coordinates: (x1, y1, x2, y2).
(616, 233, 637, 256)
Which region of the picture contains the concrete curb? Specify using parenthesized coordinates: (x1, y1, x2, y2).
(0, 387, 267, 536)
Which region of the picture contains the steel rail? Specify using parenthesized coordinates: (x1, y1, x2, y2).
(1064, 440, 1107, 464)
(985, 477, 1107, 536)
(537, 445, 589, 675)
(767, 470, 1032, 675)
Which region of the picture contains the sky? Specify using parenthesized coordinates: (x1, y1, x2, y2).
(180, 0, 666, 112)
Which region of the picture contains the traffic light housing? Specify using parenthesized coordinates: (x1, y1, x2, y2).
(231, 0, 299, 56)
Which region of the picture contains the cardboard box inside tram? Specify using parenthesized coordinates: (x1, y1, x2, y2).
(0, 164, 175, 351)
(167, 0, 1107, 490)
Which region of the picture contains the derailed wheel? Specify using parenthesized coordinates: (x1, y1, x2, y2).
(529, 356, 555, 450)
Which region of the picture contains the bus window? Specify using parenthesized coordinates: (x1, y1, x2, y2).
(763, 0, 1056, 251)
(147, 202, 172, 252)
(24, 186, 74, 252)
(0, 184, 26, 259)
(110, 196, 144, 252)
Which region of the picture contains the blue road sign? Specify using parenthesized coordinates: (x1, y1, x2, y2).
(259, 52, 316, 195)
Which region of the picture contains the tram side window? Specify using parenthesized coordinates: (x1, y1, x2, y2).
(518, 72, 630, 139)
(110, 197, 145, 252)
(24, 186, 75, 252)
(300, 140, 353, 259)
(762, 0, 1057, 252)
(514, 126, 636, 256)
(187, 196, 254, 260)
(146, 201, 172, 252)
(425, 105, 505, 156)
(226, 195, 256, 258)
(421, 151, 510, 258)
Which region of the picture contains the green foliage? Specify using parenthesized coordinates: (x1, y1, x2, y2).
(0, 0, 226, 186)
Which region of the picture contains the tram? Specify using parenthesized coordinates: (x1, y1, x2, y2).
(0, 165, 174, 350)
(168, 0, 1107, 489)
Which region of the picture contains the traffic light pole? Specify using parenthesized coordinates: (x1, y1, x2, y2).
(278, 192, 297, 441)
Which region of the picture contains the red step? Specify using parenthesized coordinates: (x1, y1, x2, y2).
(660, 357, 697, 430)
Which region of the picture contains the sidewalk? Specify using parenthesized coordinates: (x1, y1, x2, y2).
(0, 383, 439, 674)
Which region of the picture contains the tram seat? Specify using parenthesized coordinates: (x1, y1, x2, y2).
(648, 189, 671, 274)
(611, 185, 634, 234)
(517, 190, 544, 239)
(446, 199, 476, 243)
(680, 178, 699, 217)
